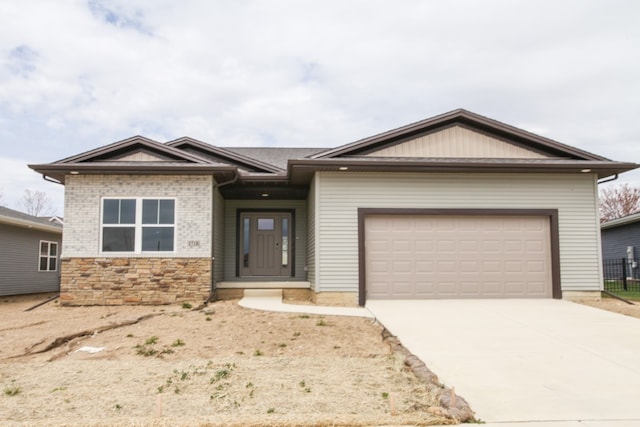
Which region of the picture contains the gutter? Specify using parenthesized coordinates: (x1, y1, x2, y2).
(597, 174, 618, 185)
(209, 170, 239, 301)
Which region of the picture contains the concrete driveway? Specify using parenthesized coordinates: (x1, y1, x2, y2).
(366, 299, 640, 425)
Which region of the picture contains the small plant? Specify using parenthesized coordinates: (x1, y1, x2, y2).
(135, 345, 158, 357)
(381, 392, 389, 399)
(316, 319, 327, 326)
(145, 336, 159, 345)
(206, 316, 212, 321)
(246, 382, 253, 388)
(267, 408, 275, 414)
(172, 339, 185, 347)
(215, 369, 230, 381)
(51, 387, 67, 393)
(254, 349, 263, 356)
(182, 302, 193, 309)
(126, 334, 134, 338)
(292, 332, 301, 337)
(3, 382, 21, 396)
(279, 343, 287, 348)
(114, 404, 123, 411)
(298, 314, 310, 319)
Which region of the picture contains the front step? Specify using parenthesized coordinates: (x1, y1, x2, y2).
(242, 289, 283, 298)
(216, 281, 311, 289)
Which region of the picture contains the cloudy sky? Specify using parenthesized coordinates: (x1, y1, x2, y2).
(1, 0, 639, 215)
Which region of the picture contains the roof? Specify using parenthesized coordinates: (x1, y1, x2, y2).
(0, 206, 63, 234)
(601, 212, 640, 230)
(28, 109, 638, 187)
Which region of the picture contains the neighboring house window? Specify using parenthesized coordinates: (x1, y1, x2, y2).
(39, 241, 58, 272)
(102, 198, 175, 252)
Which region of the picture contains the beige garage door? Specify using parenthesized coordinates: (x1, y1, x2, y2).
(365, 215, 552, 299)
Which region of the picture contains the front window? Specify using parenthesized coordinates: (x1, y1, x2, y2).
(39, 241, 58, 271)
(102, 198, 175, 253)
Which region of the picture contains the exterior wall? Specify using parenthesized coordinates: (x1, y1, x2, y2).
(314, 172, 602, 293)
(63, 174, 212, 258)
(601, 222, 640, 260)
(222, 199, 307, 282)
(306, 176, 317, 290)
(212, 186, 225, 284)
(60, 258, 210, 305)
(367, 125, 549, 159)
(61, 174, 213, 304)
(0, 224, 62, 296)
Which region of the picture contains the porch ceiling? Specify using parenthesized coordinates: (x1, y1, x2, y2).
(219, 182, 309, 200)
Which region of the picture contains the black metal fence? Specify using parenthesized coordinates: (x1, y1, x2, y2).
(603, 258, 640, 292)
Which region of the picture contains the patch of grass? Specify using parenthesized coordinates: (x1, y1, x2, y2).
(292, 331, 301, 337)
(212, 369, 230, 382)
(134, 344, 158, 357)
(51, 387, 67, 393)
(604, 289, 640, 301)
(126, 334, 134, 338)
(315, 319, 327, 326)
(4, 382, 21, 396)
(298, 314, 310, 319)
(171, 339, 185, 347)
(267, 408, 275, 414)
(114, 404, 123, 411)
(206, 316, 212, 321)
(145, 336, 159, 345)
(254, 349, 264, 356)
(381, 392, 389, 399)
(181, 302, 193, 309)
(278, 343, 287, 348)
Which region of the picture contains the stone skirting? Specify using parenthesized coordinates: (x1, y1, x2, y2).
(60, 257, 211, 306)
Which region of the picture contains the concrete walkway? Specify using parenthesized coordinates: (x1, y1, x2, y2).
(238, 289, 374, 318)
(366, 299, 640, 426)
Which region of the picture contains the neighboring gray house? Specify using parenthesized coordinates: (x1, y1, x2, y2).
(29, 109, 638, 306)
(601, 212, 640, 260)
(0, 206, 63, 296)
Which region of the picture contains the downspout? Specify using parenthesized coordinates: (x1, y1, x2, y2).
(43, 175, 63, 185)
(208, 171, 239, 301)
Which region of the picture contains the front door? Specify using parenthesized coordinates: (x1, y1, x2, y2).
(240, 212, 292, 277)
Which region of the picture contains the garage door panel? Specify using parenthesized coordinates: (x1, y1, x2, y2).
(365, 215, 552, 299)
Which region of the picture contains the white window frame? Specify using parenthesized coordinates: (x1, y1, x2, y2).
(100, 197, 177, 254)
(38, 240, 58, 272)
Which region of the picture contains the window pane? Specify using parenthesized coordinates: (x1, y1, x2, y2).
(257, 218, 274, 230)
(120, 199, 136, 224)
(39, 257, 48, 271)
(243, 218, 250, 268)
(142, 199, 158, 224)
(142, 227, 174, 251)
(282, 218, 288, 267)
(159, 200, 175, 224)
(103, 200, 119, 224)
(49, 258, 57, 271)
(49, 243, 58, 256)
(40, 242, 48, 256)
(102, 227, 135, 251)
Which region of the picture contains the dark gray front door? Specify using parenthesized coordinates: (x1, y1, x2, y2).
(240, 212, 292, 277)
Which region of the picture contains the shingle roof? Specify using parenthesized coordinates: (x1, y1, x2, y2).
(224, 147, 326, 169)
(0, 206, 63, 233)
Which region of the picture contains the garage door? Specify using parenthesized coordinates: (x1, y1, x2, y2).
(365, 215, 552, 299)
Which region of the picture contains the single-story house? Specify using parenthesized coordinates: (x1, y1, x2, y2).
(29, 109, 638, 306)
(601, 212, 640, 280)
(0, 206, 63, 296)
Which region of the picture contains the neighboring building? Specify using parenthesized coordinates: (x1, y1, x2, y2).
(29, 109, 638, 306)
(601, 212, 640, 281)
(0, 206, 63, 296)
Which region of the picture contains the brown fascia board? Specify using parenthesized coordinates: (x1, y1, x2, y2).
(53, 135, 211, 164)
(27, 163, 238, 185)
(311, 109, 611, 161)
(166, 137, 283, 173)
(600, 211, 640, 229)
(287, 158, 638, 184)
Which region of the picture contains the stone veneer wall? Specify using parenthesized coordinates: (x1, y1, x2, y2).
(60, 257, 211, 306)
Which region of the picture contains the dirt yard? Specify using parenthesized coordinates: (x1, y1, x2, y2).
(0, 294, 469, 427)
(577, 296, 640, 319)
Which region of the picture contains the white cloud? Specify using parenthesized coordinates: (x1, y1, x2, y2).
(0, 0, 638, 191)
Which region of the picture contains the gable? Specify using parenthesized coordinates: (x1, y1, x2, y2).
(365, 125, 551, 159)
(112, 149, 174, 162)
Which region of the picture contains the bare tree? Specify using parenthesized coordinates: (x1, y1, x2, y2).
(599, 183, 640, 223)
(20, 189, 56, 217)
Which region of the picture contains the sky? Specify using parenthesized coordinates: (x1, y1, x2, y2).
(1, 0, 639, 216)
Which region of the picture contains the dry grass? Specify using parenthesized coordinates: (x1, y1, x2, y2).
(0, 295, 457, 426)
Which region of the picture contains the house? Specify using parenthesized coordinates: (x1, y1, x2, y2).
(0, 206, 63, 296)
(601, 212, 640, 281)
(29, 109, 638, 306)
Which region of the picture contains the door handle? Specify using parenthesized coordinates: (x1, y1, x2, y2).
(275, 242, 280, 248)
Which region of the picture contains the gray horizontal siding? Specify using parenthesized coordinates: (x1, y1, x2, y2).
(306, 176, 317, 290)
(315, 172, 602, 293)
(601, 222, 640, 260)
(222, 200, 308, 282)
(0, 224, 61, 296)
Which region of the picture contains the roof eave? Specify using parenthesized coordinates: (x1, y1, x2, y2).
(0, 215, 63, 234)
(601, 212, 640, 229)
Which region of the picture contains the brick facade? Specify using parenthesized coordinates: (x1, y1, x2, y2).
(60, 257, 211, 305)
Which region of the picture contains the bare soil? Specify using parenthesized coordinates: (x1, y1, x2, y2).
(577, 296, 640, 319)
(0, 294, 465, 427)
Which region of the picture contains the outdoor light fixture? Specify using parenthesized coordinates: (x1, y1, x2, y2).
(581, 169, 592, 173)
(339, 166, 348, 171)
(69, 171, 80, 175)
(261, 193, 269, 197)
